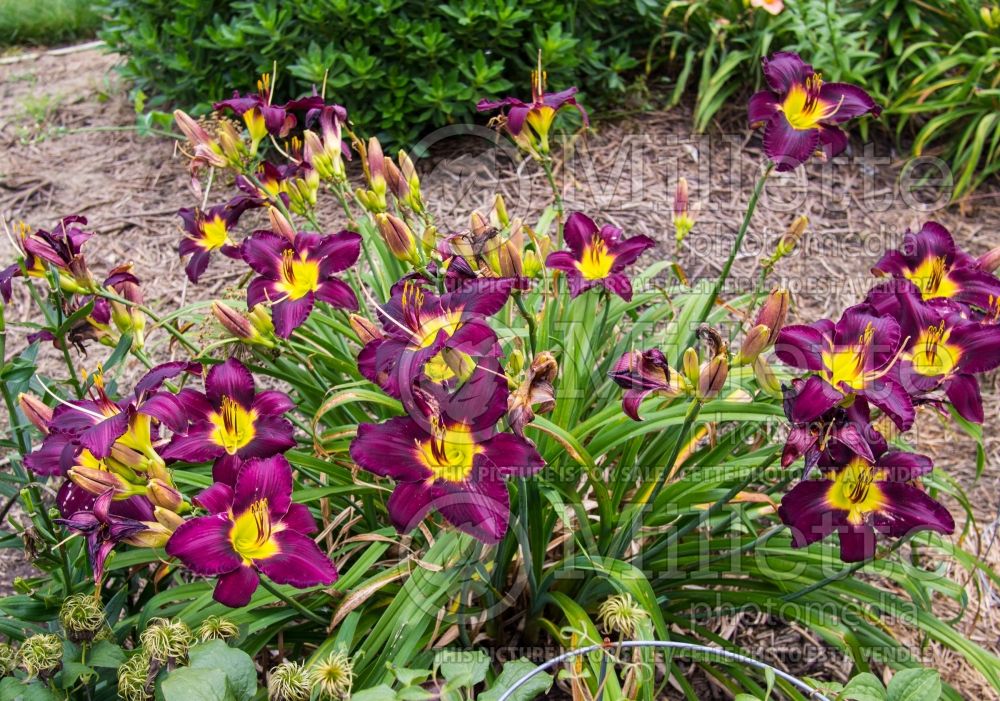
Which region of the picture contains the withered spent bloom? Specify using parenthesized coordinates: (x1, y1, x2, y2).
(507, 351, 558, 437)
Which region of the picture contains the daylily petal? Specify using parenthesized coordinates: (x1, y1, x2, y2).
(256, 530, 338, 587)
(161, 425, 222, 462)
(763, 113, 820, 172)
(944, 373, 983, 424)
(748, 90, 779, 126)
(837, 523, 876, 562)
(316, 279, 358, 310)
(233, 455, 293, 518)
(872, 482, 954, 537)
(213, 565, 260, 608)
(206, 358, 256, 408)
(350, 418, 431, 481)
(194, 482, 235, 514)
(775, 324, 827, 371)
(386, 481, 435, 534)
(282, 503, 319, 535)
(477, 433, 545, 477)
(241, 415, 296, 458)
(862, 377, 914, 431)
(315, 231, 362, 274)
(166, 514, 242, 576)
(818, 82, 880, 122)
(785, 375, 844, 423)
(761, 51, 812, 93)
(563, 212, 598, 258)
(434, 473, 510, 544)
(241, 231, 287, 277)
(251, 390, 296, 416)
(272, 295, 315, 338)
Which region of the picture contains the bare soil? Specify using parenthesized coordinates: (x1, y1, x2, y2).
(1, 45, 998, 697)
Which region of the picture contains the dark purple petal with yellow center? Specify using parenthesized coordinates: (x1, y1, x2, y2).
(233, 455, 292, 517)
(272, 295, 315, 339)
(166, 514, 243, 576)
(433, 472, 510, 543)
(242, 231, 286, 278)
(784, 374, 844, 424)
(350, 418, 430, 481)
(817, 124, 848, 158)
(763, 113, 821, 172)
(817, 83, 881, 123)
(838, 525, 876, 562)
(24, 431, 77, 476)
(386, 481, 435, 533)
(252, 390, 296, 415)
(134, 361, 202, 397)
(78, 411, 130, 459)
(748, 91, 779, 127)
(255, 530, 337, 587)
(761, 52, 812, 93)
(774, 323, 828, 371)
(160, 425, 219, 462)
(944, 373, 983, 423)
(876, 450, 933, 482)
(194, 482, 235, 514)
(214, 566, 259, 607)
(777, 480, 841, 547)
(476, 432, 545, 477)
(282, 503, 318, 535)
(206, 358, 256, 408)
(871, 482, 955, 537)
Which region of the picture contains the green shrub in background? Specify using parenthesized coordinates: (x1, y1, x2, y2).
(97, 0, 660, 145)
(651, 0, 1000, 199)
(0, 0, 100, 47)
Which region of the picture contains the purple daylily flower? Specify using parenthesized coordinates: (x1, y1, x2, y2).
(242, 230, 361, 338)
(545, 212, 655, 301)
(214, 77, 326, 140)
(358, 278, 513, 400)
(350, 369, 544, 543)
(608, 348, 687, 421)
(56, 490, 152, 583)
(778, 448, 954, 562)
(871, 221, 1000, 313)
(775, 305, 914, 430)
(865, 278, 1000, 423)
(1, 215, 97, 301)
(166, 455, 337, 607)
(160, 358, 296, 484)
(748, 52, 880, 171)
(178, 196, 258, 283)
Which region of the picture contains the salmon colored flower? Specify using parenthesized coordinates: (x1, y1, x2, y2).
(545, 213, 654, 301)
(166, 455, 337, 607)
(748, 52, 880, 171)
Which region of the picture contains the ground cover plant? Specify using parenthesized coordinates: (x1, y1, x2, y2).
(0, 49, 999, 700)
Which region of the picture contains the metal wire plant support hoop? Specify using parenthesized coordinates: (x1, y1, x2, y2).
(495, 640, 833, 701)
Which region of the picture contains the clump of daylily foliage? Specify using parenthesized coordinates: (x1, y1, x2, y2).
(1, 51, 998, 700)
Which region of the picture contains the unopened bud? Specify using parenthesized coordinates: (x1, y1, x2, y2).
(147, 479, 183, 512)
(498, 239, 523, 278)
(682, 347, 700, 386)
(68, 465, 133, 497)
(153, 506, 185, 532)
(384, 158, 407, 202)
(349, 314, 382, 345)
(753, 355, 782, 398)
(248, 304, 277, 339)
(366, 137, 386, 191)
(375, 213, 418, 264)
(493, 193, 510, 227)
(18, 393, 52, 434)
(124, 521, 173, 549)
(173, 110, 212, 147)
(755, 287, 789, 336)
(268, 207, 296, 241)
(737, 324, 771, 365)
(523, 249, 543, 278)
(672, 178, 695, 243)
(774, 215, 808, 260)
(698, 353, 729, 399)
(978, 245, 1000, 273)
(213, 301, 255, 339)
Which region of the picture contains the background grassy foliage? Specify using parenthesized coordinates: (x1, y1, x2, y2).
(0, 0, 99, 47)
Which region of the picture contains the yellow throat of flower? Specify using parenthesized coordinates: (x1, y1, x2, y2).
(575, 237, 615, 280)
(780, 74, 841, 130)
(230, 499, 279, 563)
(199, 215, 230, 251)
(210, 397, 257, 454)
(418, 421, 481, 483)
(904, 256, 957, 301)
(909, 322, 959, 377)
(276, 249, 321, 300)
(825, 458, 886, 525)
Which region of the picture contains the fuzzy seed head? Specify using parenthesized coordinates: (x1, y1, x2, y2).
(312, 651, 354, 700)
(117, 649, 153, 701)
(197, 615, 241, 643)
(60, 593, 107, 642)
(139, 618, 193, 664)
(20, 634, 63, 678)
(268, 661, 314, 701)
(598, 593, 647, 639)
(0, 642, 16, 676)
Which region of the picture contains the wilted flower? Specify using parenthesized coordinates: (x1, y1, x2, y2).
(748, 52, 880, 171)
(166, 455, 338, 607)
(507, 351, 558, 437)
(160, 358, 296, 484)
(312, 651, 354, 700)
(56, 490, 154, 582)
(872, 221, 1000, 311)
(545, 212, 655, 301)
(775, 305, 914, 430)
(20, 634, 63, 679)
(242, 230, 361, 338)
(477, 56, 589, 158)
(140, 618, 193, 665)
(598, 593, 648, 638)
(779, 448, 954, 562)
(197, 615, 241, 642)
(610, 349, 688, 421)
(1, 216, 97, 301)
(350, 372, 544, 542)
(268, 660, 314, 701)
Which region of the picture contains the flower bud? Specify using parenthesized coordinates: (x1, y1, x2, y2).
(20, 634, 62, 679)
(493, 193, 510, 227)
(397, 150, 423, 212)
(68, 464, 134, 497)
(147, 478, 183, 512)
(349, 314, 382, 345)
(498, 239, 523, 279)
(243, 107, 268, 153)
(153, 505, 185, 532)
(774, 215, 808, 261)
(978, 245, 1000, 273)
(375, 213, 418, 264)
(384, 158, 407, 203)
(268, 661, 313, 701)
(755, 287, 789, 336)
(117, 649, 153, 701)
(753, 355, 782, 398)
(737, 324, 771, 365)
(268, 207, 296, 241)
(213, 301, 255, 339)
(18, 393, 52, 434)
(248, 304, 277, 339)
(698, 353, 729, 400)
(197, 615, 241, 643)
(140, 618, 193, 664)
(672, 178, 695, 243)
(60, 593, 107, 643)
(311, 651, 354, 700)
(523, 249, 543, 278)
(173, 110, 214, 149)
(682, 347, 700, 387)
(124, 520, 173, 549)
